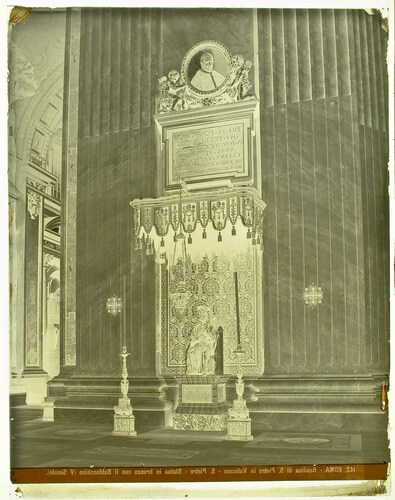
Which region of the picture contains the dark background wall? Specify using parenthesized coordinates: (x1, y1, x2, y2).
(73, 8, 389, 379)
(258, 9, 389, 375)
(76, 9, 160, 376)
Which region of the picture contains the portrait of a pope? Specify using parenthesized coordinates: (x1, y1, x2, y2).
(190, 50, 225, 92)
(186, 305, 218, 375)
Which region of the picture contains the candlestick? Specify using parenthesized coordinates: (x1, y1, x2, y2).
(122, 276, 127, 347)
(234, 271, 241, 346)
(227, 345, 253, 441)
(119, 346, 130, 398)
(112, 345, 137, 437)
(120, 314, 123, 353)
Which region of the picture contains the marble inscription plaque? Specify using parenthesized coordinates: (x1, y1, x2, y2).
(182, 384, 213, 404)
(169, 121, 247, 183)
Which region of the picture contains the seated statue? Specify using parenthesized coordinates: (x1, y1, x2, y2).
(186, 305, 218, 375)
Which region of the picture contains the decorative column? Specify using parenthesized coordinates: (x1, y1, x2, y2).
(24, 189, 48, 405)
(9, 188, 26, 396)
(24, 190, 44, 373)
(61, 8, 81, 371)
(42, 253, 61, 378)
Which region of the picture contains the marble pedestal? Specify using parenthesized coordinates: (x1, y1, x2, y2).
(113, 414, 137, 436)
(173, 375, 228, 431)
(112, 397, 137, 437)
(42, 399, 55, 422)
(227, 398, 253, 441)
(25, 373, 49, 405)
(227, 418, 253, 440)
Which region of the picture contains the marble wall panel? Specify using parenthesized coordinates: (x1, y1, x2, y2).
(75, 9, 159, 375)
(258, 9, 389, 375)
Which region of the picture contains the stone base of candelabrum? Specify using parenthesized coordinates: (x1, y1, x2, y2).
(227, 399, 253, 441)
(112, 397, 137, 437)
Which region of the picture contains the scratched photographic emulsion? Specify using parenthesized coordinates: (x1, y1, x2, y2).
(8, 6, 390, 488)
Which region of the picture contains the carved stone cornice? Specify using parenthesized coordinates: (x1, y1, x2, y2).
(26, 175, 61, 203)
(27, 178, 47, 194)
(246, 374, 388, 415)
(43, 239, 61, 253)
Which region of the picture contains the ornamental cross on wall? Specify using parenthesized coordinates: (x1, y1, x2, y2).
(303, 283, 323, 307)
(106, 295, 122, 316)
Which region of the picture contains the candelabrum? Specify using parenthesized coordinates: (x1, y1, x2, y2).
(112, 346, 137, 437)
(226, 344, 253, 441)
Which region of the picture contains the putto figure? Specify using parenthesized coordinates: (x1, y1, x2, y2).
(190, 50, 225, 91)
(186, 305, 218, 375)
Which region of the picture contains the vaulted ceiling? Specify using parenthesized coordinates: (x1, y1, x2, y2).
(9, 9, 66, 192)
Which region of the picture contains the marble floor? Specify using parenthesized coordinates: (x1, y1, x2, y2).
(10, 406, 389, 469)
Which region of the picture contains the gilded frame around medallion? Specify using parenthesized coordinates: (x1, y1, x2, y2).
(180, 40, 232, 97)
